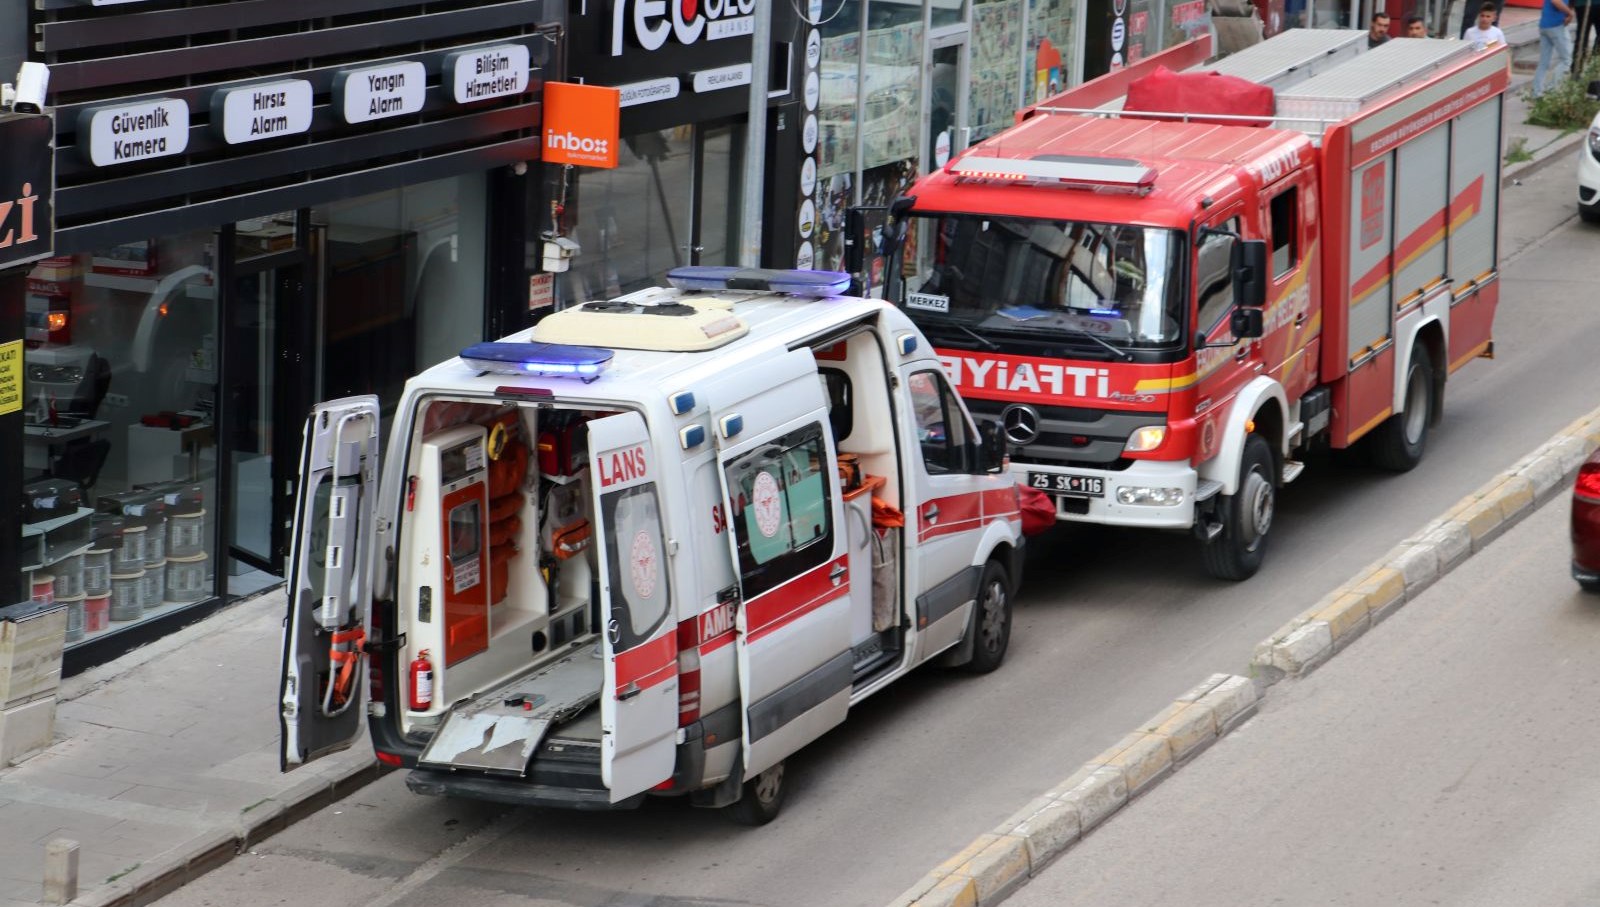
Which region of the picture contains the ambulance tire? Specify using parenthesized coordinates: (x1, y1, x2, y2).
(962, 559, 1014, 675)
(1370, 346, 1433, 472)
(727, 761, 786, 826)
(1201, 434, 1274, 582)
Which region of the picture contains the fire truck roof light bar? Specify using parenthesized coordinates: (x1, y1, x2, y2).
(950, 155, 1159, 192)
(1027, 105, 1338, 127)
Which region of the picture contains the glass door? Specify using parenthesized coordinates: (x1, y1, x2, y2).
(691, 120, 746, 266)
(927, 40, 969, 174)
(219, 213, 314, 576)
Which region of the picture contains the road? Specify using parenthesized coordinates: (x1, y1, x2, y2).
(1010, 474, 1600, 907)
(155, 161, 1597, 907)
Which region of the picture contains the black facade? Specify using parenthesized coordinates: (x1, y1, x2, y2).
(14, 0, 562, 671)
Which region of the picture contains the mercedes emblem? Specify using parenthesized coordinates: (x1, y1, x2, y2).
(1000, 404, 1041, 445)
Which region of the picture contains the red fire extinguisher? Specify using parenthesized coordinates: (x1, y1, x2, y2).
(409, 649, 434, 711)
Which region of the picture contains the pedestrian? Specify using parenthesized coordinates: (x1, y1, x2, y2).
(1572, 0, 1600, 71)
(1463, 1, 1508, 47)
(1534, 0, 1576, 97)
(1460, 0, 1504, 38)
(1368, 11, 1392, 47)
(1405, 15, 1428, 36)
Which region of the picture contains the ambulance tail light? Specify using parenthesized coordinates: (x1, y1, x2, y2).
(675, 618, 701, 727)
(461, 341, 613, 379)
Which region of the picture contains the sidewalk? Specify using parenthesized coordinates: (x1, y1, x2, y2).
(0, 591, 384, 907)
(2, 20, 1592, 907)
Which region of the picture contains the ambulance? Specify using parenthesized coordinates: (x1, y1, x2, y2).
(878, 30, 1509, 580)
(277, 267, 1024, 823)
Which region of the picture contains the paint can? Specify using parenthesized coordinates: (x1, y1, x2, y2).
(165, 554, 209, 603)
(83, 547, 113, 596)
(113, 525, 148, 574)
(59, 593, 85, 642)
(83, 593, 110, 633)
(29, 573, 54, 605)
(110, 570, 145, 621)
(141, 561, 167, 610)
(167, 510, 206, 558)
(53, 552, 84, 600)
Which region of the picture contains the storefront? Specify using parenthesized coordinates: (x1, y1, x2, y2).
(550, 0, 804, 300)
(14, 0, 561, 671)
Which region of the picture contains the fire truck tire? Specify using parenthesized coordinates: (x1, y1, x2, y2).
(727, 761, 786, 826)
(1202, 434, 1274, 581)
(1370, 346, 1433, 472)
(962, 559, 1014, 674)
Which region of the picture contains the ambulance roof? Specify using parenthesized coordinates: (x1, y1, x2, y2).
(911, 115, 1312, 226)
(408, 283, 908, 407)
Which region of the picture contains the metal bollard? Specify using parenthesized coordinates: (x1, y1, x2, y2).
(43, 838, 78, 905)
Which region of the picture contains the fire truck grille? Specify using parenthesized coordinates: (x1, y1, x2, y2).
(965, 399, 1167, 469)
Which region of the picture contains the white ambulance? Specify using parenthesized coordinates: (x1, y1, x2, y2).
(278, 267, 1025, 823)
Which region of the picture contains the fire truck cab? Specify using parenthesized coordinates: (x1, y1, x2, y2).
(278, 267, 1024, 823)
(882, 31, 1508, 579)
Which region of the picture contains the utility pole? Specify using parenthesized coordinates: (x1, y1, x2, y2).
(738, 0, 772, 268)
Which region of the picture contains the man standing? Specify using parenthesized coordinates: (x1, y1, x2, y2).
(1405, 15, 1428, 36)
(1460, 0, 1504, 38)
(1534, 0, 1575, 97)
(1368, 11, 1392, 47)
(1464, 1, 1508, 47)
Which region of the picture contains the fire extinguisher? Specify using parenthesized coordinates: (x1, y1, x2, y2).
(409, 650, 434, 711)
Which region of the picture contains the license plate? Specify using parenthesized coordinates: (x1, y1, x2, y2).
(1028, 472, 1105, 498)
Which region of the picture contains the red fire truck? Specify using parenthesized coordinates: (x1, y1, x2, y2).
(876, 29, 1509, 579)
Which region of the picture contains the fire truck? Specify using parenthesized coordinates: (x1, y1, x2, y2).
(876, 30, 1509, 579)
(278, 268, 1024, 823)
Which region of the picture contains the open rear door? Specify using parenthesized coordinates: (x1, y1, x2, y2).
(279, 396, 382, 771)
(588, 411, 679, 802)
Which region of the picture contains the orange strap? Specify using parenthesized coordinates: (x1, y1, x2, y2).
(328, 627, 366, 708)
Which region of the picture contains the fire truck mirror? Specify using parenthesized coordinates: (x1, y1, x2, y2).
(1230, 307, 1265, 340)
(1232, 239, 1269, 309)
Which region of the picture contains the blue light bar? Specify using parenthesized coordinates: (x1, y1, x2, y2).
(1088, 308, 1119, 317)
(461, 342, 614, 380)
(667, 266, 851, 297)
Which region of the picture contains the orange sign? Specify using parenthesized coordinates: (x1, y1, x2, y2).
(543, 82, 621, 169)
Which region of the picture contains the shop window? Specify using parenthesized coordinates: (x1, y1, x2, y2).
(907, 370, 976, 475)
(19, 230, 220, 646)
(723, 423, 835, 600)
(564, 129, 694, 300)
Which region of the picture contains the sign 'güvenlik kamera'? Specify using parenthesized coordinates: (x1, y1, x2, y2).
(0, 113, 54, 271)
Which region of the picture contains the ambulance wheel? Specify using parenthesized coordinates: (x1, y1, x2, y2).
(1370, 346, 1433, 473)
(1202, 434, 1274, 582)
(963, 559, 1014, 675)
(727, 762, 786, 826)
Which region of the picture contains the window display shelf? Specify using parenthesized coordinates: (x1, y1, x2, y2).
(20, 507, 95, 572)
(81, 271, 215, 298)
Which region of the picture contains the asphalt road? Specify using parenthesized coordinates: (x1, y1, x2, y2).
(1009, 472, 1600, 907)
(154, 160, 1598, 907)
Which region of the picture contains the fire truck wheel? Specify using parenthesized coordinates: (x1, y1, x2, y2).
(1370, 346, 1434, 472)
(728, 761, 786, 826)
(1202, 434, 1274, 581)
(963, 559, 1014, 674)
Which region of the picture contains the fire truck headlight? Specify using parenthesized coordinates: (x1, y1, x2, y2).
(1116, 486, 1185, 506)
(1123, 426, 1167, 452)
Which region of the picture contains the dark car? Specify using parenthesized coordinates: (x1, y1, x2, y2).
(1574, 448, 1600, 592)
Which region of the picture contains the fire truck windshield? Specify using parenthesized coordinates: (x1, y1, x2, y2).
(895, 214, 1185, 355)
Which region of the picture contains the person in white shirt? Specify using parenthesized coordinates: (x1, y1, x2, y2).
(1463, 1, 1508, 47)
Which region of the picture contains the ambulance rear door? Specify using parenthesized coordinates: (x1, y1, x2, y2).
(279, 396, 382, 771)
(587, 410, 679, 802)
(713, 353, 853, 778)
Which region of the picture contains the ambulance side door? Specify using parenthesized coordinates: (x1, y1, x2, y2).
(279, 396, 381, 772)
(715, 367, 853, 778)
(588, 411, 679, 802)
(899, 366, 989, 660)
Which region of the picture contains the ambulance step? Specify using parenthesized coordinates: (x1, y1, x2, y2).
(416, 650, 602, 777)
(1287, 421, 1305, 450)
(851, 631, 900, 681)
(1281, 459, 1306, 484)
(1194, 479, 1224, 503)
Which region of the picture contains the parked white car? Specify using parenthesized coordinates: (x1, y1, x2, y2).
(1582, 82, 1600, 224)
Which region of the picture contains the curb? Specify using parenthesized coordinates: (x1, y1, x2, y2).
(67, 759, 390, 907)
(890, 405, 1600, 907)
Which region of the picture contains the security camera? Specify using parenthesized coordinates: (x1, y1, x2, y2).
(14, 63, 49, 113)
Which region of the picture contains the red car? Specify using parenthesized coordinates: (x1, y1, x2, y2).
(1575, 449, 1600, 592)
